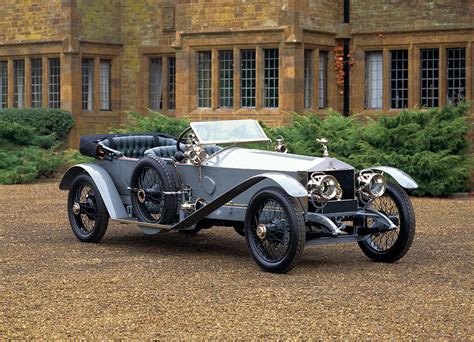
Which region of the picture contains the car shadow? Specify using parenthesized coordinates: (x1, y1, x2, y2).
(100, 226, 370, 271)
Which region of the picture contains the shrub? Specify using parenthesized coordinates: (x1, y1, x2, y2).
(0, 108, 74, 184)
(0, 108, 74, 139)
(0, 146, 63, 184)
(0, 120, 35, 145)
(116, 111, 190, 137)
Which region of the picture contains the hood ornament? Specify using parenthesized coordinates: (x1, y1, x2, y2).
(316, 138, 329, 157)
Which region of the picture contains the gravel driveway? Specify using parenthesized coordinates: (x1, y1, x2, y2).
(1, 181, 472, 339)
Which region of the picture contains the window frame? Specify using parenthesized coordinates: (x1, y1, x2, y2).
(390, 50, 409, 109)
(318, 50, 328, 109)
(82, 58, 94, 111)
(31, 59, 43, 108)
(0, 61, 7, 109)
(240, 49, 257, 108)
(420, 48, 440, 108)
(99, 59, 112, 111)
(263, 48, 279, 109)
(197, 51, 212, 108)
(168, 56, 176, 111)
(303, 49, 313, 109)
(218, 50, 234, 109)
(446, 47, 466, 105)
(13, 60, 25, 108)
(365, 51, 384, 109)
(48, 57, 61, 109)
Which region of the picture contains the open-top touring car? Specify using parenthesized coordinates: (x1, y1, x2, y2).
(60, 119, 417, 273)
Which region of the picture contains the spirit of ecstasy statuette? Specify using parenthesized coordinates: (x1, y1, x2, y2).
(316, 138, 329, 157)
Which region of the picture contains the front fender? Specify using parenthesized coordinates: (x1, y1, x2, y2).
(172, 172, 307, 230)
(366, 166, 418, 189)
(59, 164, 128, 219)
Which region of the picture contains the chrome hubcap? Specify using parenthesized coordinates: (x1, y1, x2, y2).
(72, 202, 81, 215)
(256, 223, 267, 240)
(137, 189, 146, 203)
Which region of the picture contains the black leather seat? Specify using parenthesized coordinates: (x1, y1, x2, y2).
(145, 145, 222, 159)
(101, 135, 178, 159)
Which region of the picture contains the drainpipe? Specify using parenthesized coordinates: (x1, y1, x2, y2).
(343, 0, 350, 116)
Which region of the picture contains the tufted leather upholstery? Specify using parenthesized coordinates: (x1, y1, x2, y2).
(145, 144, 222, 159)
(100, 135, 158, 158)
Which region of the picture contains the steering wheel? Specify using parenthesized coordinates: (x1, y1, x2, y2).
(176, 127, 193, 153)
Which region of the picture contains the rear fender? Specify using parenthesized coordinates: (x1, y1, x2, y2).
(366, 166, 418, 189)
(59, 164, 128, 219)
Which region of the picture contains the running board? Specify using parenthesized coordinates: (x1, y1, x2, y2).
(113, 218, 173, 230)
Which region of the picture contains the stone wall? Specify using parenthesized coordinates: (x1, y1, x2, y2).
(299, 0, 341, 33)
(0, 0, 64, 44)
(76, 0, 122, 44)
(351, 0, 474, 33)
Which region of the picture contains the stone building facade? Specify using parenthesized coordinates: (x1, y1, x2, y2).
(0, 0, 472, 147)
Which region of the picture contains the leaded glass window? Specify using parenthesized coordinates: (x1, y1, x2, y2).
(197, 51, 212, 108)
(149, 58, 163, 110)
(168, 57, 176, 110)
(390, 50, 408, 109)
(304, 50, 313, 109)
(420, 48, 439, 108)
(447, 48, 466, 105)
(219, 50, 233, 108)
(48, 58, 60, 108)
(82, 59, 94, 111)
(14, 60, 25, 108)
(0, 61, 8, 108)
(240, 49, 256, 108)
(100, 60, 111, 111)
(264, 49, 279, 108)
(318, 51, 328, 108)
(31, 59, 42, 108)
(365, 51, 383, 109)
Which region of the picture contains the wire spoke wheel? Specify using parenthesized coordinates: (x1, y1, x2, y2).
(73, 182, 98, 234)
(366, 194, 400, 252)
(250, 199, 291, 263)
(67, 174, 109, 243)
(245, 187, 305, 273)
(136, 167, 165, 222)
(358, 182, 416, 263)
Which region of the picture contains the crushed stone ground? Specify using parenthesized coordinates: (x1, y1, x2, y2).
(1, 181, 472, 339)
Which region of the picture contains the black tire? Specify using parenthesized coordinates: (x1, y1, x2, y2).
(130, 155, 178, 224)
(233, 223, 245, 236)
(67, 173, 109, 243)
(358, 182, 416, 262)
(244, 187, 306, 273)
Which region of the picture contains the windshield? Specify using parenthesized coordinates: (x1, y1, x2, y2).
(190, 119, 270, 145)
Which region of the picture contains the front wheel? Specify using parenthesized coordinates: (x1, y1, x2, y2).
(358, 182, 416, 262)
(245, 187, 306, 273)
(67, 173, 109, 243)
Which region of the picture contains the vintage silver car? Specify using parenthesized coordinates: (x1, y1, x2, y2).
(60, 119, 417, 273)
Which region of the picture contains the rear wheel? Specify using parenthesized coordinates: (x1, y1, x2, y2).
(358, 182, 416, 262)
(67, 173, 109, 243)
(130, 155, 178, 224)
(245, 187, 305, 273)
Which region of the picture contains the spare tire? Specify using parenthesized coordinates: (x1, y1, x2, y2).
(130, 155, 178, 224)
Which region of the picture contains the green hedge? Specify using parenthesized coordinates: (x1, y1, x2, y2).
(115, 111, 189, 137)
(0, 108, 73, 139)
(0, 108, 75, 184)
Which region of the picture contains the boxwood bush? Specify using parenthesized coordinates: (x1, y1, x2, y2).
(0, 109, 74, 184)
